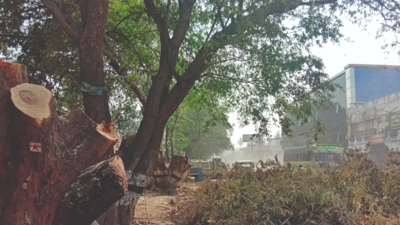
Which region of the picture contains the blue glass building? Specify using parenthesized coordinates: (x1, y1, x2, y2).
(284, 64, 400, 148)
(353, 66, 400, 103)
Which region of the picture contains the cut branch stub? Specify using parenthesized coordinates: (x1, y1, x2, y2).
(0, 61, 122, 225)
(97, 119, 119, 141)
(0, 61, 28, 90)
(10, 83, 52, 126)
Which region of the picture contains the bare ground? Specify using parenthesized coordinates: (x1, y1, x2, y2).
(134, 182, 199, 225)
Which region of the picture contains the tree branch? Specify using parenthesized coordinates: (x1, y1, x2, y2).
(54, 157, 127, 225)
(108, 10, 146, 33)
(106, 31, 155, 74)
(127, 80, 147, 110)
(205, 4, 221, 43)
(158, 0, 338, 122)
(144, 0, 169, 43)
(170, 0, 196, 56)
(41, 0, 79, 44)
(299, 0, 337, 7)
(108, 57, 147, 108)
(79, 0, 89, 28)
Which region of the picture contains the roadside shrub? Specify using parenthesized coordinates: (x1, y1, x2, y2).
(171, 150, 400, 224)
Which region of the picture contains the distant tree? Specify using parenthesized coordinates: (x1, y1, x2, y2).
(181, 109, 234, 160)
(1, 0, 400, 223)
(164, 82, 233, 160)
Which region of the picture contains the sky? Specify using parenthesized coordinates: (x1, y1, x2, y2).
(229, 17, 400, 149)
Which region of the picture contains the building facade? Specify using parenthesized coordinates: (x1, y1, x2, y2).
(347, 92, 400, 163)
(283, 64, 400, 149)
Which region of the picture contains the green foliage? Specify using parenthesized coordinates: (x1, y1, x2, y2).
(164, 105, 233, 159)
(164, 79, 234, 159)
(2, 0, 400, 138)
(180, 109, 234, 160)
(0, 0, 150, 125)
(0, 0, 83, 113)
(172, 150, 400, 224)
(166, 0, 348, 136)
(106, 0, 159, 95)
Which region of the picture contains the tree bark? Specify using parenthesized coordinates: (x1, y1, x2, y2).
(153, 155, 191, 195)
(0, 61, 125, 225)
(170, 128, 174, 156)
(165, 126, 170, 161)
(41, 0, 111, 124)
(99, 138, 191, 225)
(170, 109, 179, 156)
(53, 156, 127, 225)
(78, 0, 111, 124)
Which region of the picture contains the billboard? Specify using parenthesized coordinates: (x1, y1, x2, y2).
(369, 134, 384, 145)
(378, 114, 391, 134)
(391, 112, 400, 130)
(243, 134, 260, 142)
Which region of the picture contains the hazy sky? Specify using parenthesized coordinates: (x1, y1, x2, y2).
(229, 17, 400, 148)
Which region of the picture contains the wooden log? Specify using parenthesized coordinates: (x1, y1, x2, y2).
(97, 132, 140, 225)
(53, 157, 127, 225)
(153, 155, 191, 195)
(0, 61, 125, 225)
(98, 136, 192, 225)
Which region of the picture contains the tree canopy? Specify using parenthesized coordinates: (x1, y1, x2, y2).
(2, 0, 400, 223)
(1, 0, 399, 136)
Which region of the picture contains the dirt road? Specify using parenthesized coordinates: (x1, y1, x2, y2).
(134, 182, 198, 225)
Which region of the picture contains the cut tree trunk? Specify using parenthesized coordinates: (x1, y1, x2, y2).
(99, 154, 191, 225)
(153, 155, 191, 195)
(98, 139, 191, 225)
(53, 157, 127, 225)
(98, 132, 144, 225)
(0, 61, 126, 225)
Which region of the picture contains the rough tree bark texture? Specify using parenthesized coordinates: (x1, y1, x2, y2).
(78, 0, 111, 124)
(153, 155, 191, 195)
(98, 133, 143, 225)
(99, 136, 191, 224)
(0, 61, 126, 225)
(99, 1, 200, 223)
(41, 0, 111, 124)
(54, 157, 127, 225)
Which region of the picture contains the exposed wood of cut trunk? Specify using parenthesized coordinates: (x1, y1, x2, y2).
(0, 61, 126, 225)
(53, 157, 127, 225)
(153, 155, 191, 195)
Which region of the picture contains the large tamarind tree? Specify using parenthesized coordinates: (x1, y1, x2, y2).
(1, 0, 399, 224)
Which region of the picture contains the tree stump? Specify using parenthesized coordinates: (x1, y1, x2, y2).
(153, 155, 191, 195)
(0, 61, 127, 225)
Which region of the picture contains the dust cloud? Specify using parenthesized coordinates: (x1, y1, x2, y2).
(218, 140, 284, 166)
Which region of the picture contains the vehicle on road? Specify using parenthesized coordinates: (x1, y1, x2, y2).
(189, 158, 229, 180)
(283, 145, 347, 168)
(235, 160, 255, 170)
